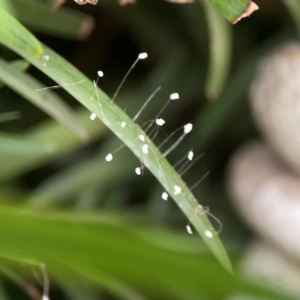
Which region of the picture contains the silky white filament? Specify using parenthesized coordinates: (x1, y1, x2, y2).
(155, 118, 165, 126)
(204, 230, 213, 238)
(188, 151, 194, 161)
(173, 149, 193, 170)
(120, 121, 126, 128)
(186, 225, 193, 234)
(42, 296, 49, 300)
(174, 185, 182, 195)
(93, 80, 104, 118)
(133, 87, 161, 121)
(113, 52, 148, 101)
(105, 153, 113, 162)
(187, 205, 222, 236)
(135, 167, 142, 175)
(138, 134, 145, 142)
(163, 123, 193, 157)
(190, 171, 210, 190)
(35, 80, 85, 92)
(90, 113, 97, 120)
(184, 123, 193, 134)
(170, 93, 179, 100)
(145, 92, 180, 132)
(178, 153, 205, 176)
(97, 70, 104, 77)
(142, 144, 149, 154)
(161, 192, 168, 201)
(158, 127, 182, 150)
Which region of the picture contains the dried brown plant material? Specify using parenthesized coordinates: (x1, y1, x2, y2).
(52, 0, 65, 10)
(163, 0, 194, 2)
(74, 0, 98, 4)
(233, 1, 259, 24)
(119, 0, 136, 6)
(227, 141, 300, 264)
(77, 16, 95, 40)
(250, 42, 300, 175)
(53, 0, 97, 9)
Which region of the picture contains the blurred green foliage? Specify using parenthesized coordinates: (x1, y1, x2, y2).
(0, 0, 299, 299)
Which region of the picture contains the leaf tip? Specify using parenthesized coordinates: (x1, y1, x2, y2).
(232, 1, 259, 24)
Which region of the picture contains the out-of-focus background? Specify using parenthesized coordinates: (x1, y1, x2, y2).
(1, 0, 300, 299)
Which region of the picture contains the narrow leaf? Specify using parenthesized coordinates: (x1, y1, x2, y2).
(203, 1, 232, 99)
(0, 11, 232, 272)
(0, 59, 30, 88)
(0, 6, 43, 57)
(0, 111, 21, 123)
(0, 109, 105, 181)
(3, 0, 95, 40)
(281, 0, 300, 37)
(0, 205, 296, 300)
(0, 58, 88, 141)
(203, 0, 259, 24)
(0, 133, 55, 154)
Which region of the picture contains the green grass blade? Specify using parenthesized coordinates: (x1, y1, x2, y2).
(281, 0, 300, 37)
(0, 281, 8, 300)
(0, 58, 88, 141)
(0, 11, 232, 272)
(0, 109, 105, 181)
(0, 6, 42, 57)
(0, 59, 30, 88)
(0, 204, 297, 300)
(5, 0, 95, 40)
(0, 111, 21, 123)
(204, 0, 258, 23)
(0, 0, 15, 15)
(203, 1, 232, 100)
(30, 141, 135, 205)
(0, 133, 55, 154)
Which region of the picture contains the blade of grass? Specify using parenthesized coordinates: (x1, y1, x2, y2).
(0, 8, 232, 272)
(0, 59, 30, 88)
(0, 7, 42, 57)
(203, 1, 232, 100)
(0, 111, 21, 123)
(0, 133, 55, 154)
(281, 0, 300, 37)
(0, 204, 297, 300)
(203, 0, 258, 23)
(0, 58, 88, 141)
(0, 108, 105, 181)
(0, 0, 15, 15)
(0, 281, 8, 300)
(4, 0, 95, 40)
(30, 140, 135, 205)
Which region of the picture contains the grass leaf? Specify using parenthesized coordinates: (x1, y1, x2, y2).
(281, 0, 300, 37)
(0, 204, 297, 300)
(0, 132, 55, 154)
(203, 1, 232, 100)
(0, 6, 42, 57)
(5, 0, 95, 40)
(0, 58, 88, 141)
(204, 0, 258, 23)
(0, 10, 233, 273)
(0, 109, 105, 181)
